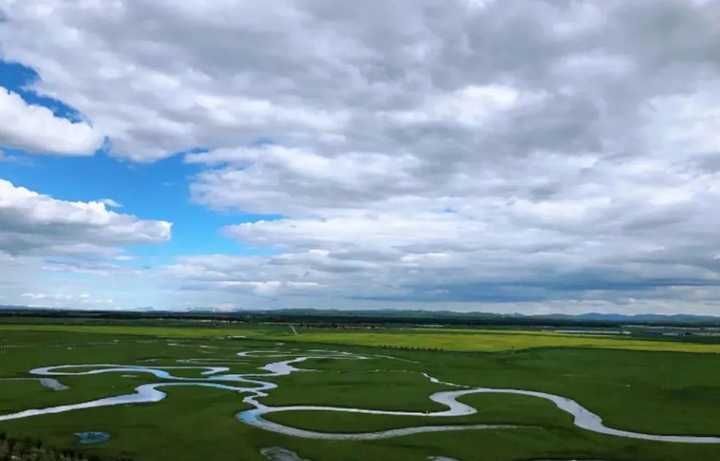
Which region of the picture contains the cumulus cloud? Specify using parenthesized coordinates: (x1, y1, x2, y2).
(20, 291, 114, 307)
(187, 145, 423, 214)
(100, 198, 123, 208)
(0, 181, 172, 310)
(183, 140, 720, 310)
(0, 88, 103, 155)
(3, 0, 720, 312)
(384, 84, 547, 127)
(0, 179, 171, 256)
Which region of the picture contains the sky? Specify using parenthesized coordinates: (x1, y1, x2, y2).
(1, 0, 720, 314)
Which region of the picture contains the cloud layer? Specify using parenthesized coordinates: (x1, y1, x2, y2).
(0, 88, 103, 155)
(0, 179, 171, 257)
(2, 0, 720, 312)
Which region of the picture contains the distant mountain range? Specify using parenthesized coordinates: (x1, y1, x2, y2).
(542, 312, 720, 324)
(2, 305, 720, 326)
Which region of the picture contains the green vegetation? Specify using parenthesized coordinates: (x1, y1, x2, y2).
(3, 322, 720, 353)
(1, 321, 720, 460)
(0, 432, 122, 461)
(271, 327, 720, 353)
(264, 393, 573, 433)
(0, 323, 261, 339)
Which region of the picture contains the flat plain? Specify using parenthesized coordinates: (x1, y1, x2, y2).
(1, 320, 720, 461)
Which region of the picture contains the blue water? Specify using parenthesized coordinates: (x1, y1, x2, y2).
(75, 432, 110, 445)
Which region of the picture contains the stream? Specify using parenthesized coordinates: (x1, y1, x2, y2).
(1, 347, 719, 444)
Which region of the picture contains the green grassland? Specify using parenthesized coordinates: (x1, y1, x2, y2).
(1, 321, 720, 460)
(3, 322, 720, 353)
(273, 328, 720, 353)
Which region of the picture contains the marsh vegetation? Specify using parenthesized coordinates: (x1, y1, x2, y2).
(1, 321, 720, 460)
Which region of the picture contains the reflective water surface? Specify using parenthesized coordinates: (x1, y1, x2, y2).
(1, 347, 719, 444)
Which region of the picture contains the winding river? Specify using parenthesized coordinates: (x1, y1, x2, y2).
(1, 347, 719, 444)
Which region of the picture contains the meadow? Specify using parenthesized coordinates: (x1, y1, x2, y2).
(3, 321, 720, 353)
(1, 320, 720, 460)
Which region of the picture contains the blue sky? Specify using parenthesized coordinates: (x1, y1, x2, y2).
(1, 60, 280, 266)
(1, 143, 278, 263)
(0, 61, 79, 119)
(2, 0, 720, 314)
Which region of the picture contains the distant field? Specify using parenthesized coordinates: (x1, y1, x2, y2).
(276, 328, 720, 353)
(2, 321, 720, 353)
(0, 323, 261, 339)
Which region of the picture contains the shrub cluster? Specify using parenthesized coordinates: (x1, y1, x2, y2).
(379, 344, 446, 352)
(0, 433, 131, 461)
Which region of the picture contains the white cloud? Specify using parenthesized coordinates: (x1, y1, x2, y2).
(0, 179, 171, 256)
(188, 145, 422, 214)
(0, 87, 103, 155)
(3, 0, 720, 313)
(554, 52, 635, 79)
(385, 85, 545, 127)
(189, 148, 720, 308)
(213, 280, 322, 297)
(17, 291, 115, 309)
(643, 84, 720, 157)
(100, 198, 123, 208)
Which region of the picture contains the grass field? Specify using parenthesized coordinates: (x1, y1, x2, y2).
(1, 321, 720, 460)
(269, 328, 720, 353)
(3, 322, 720, 353)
